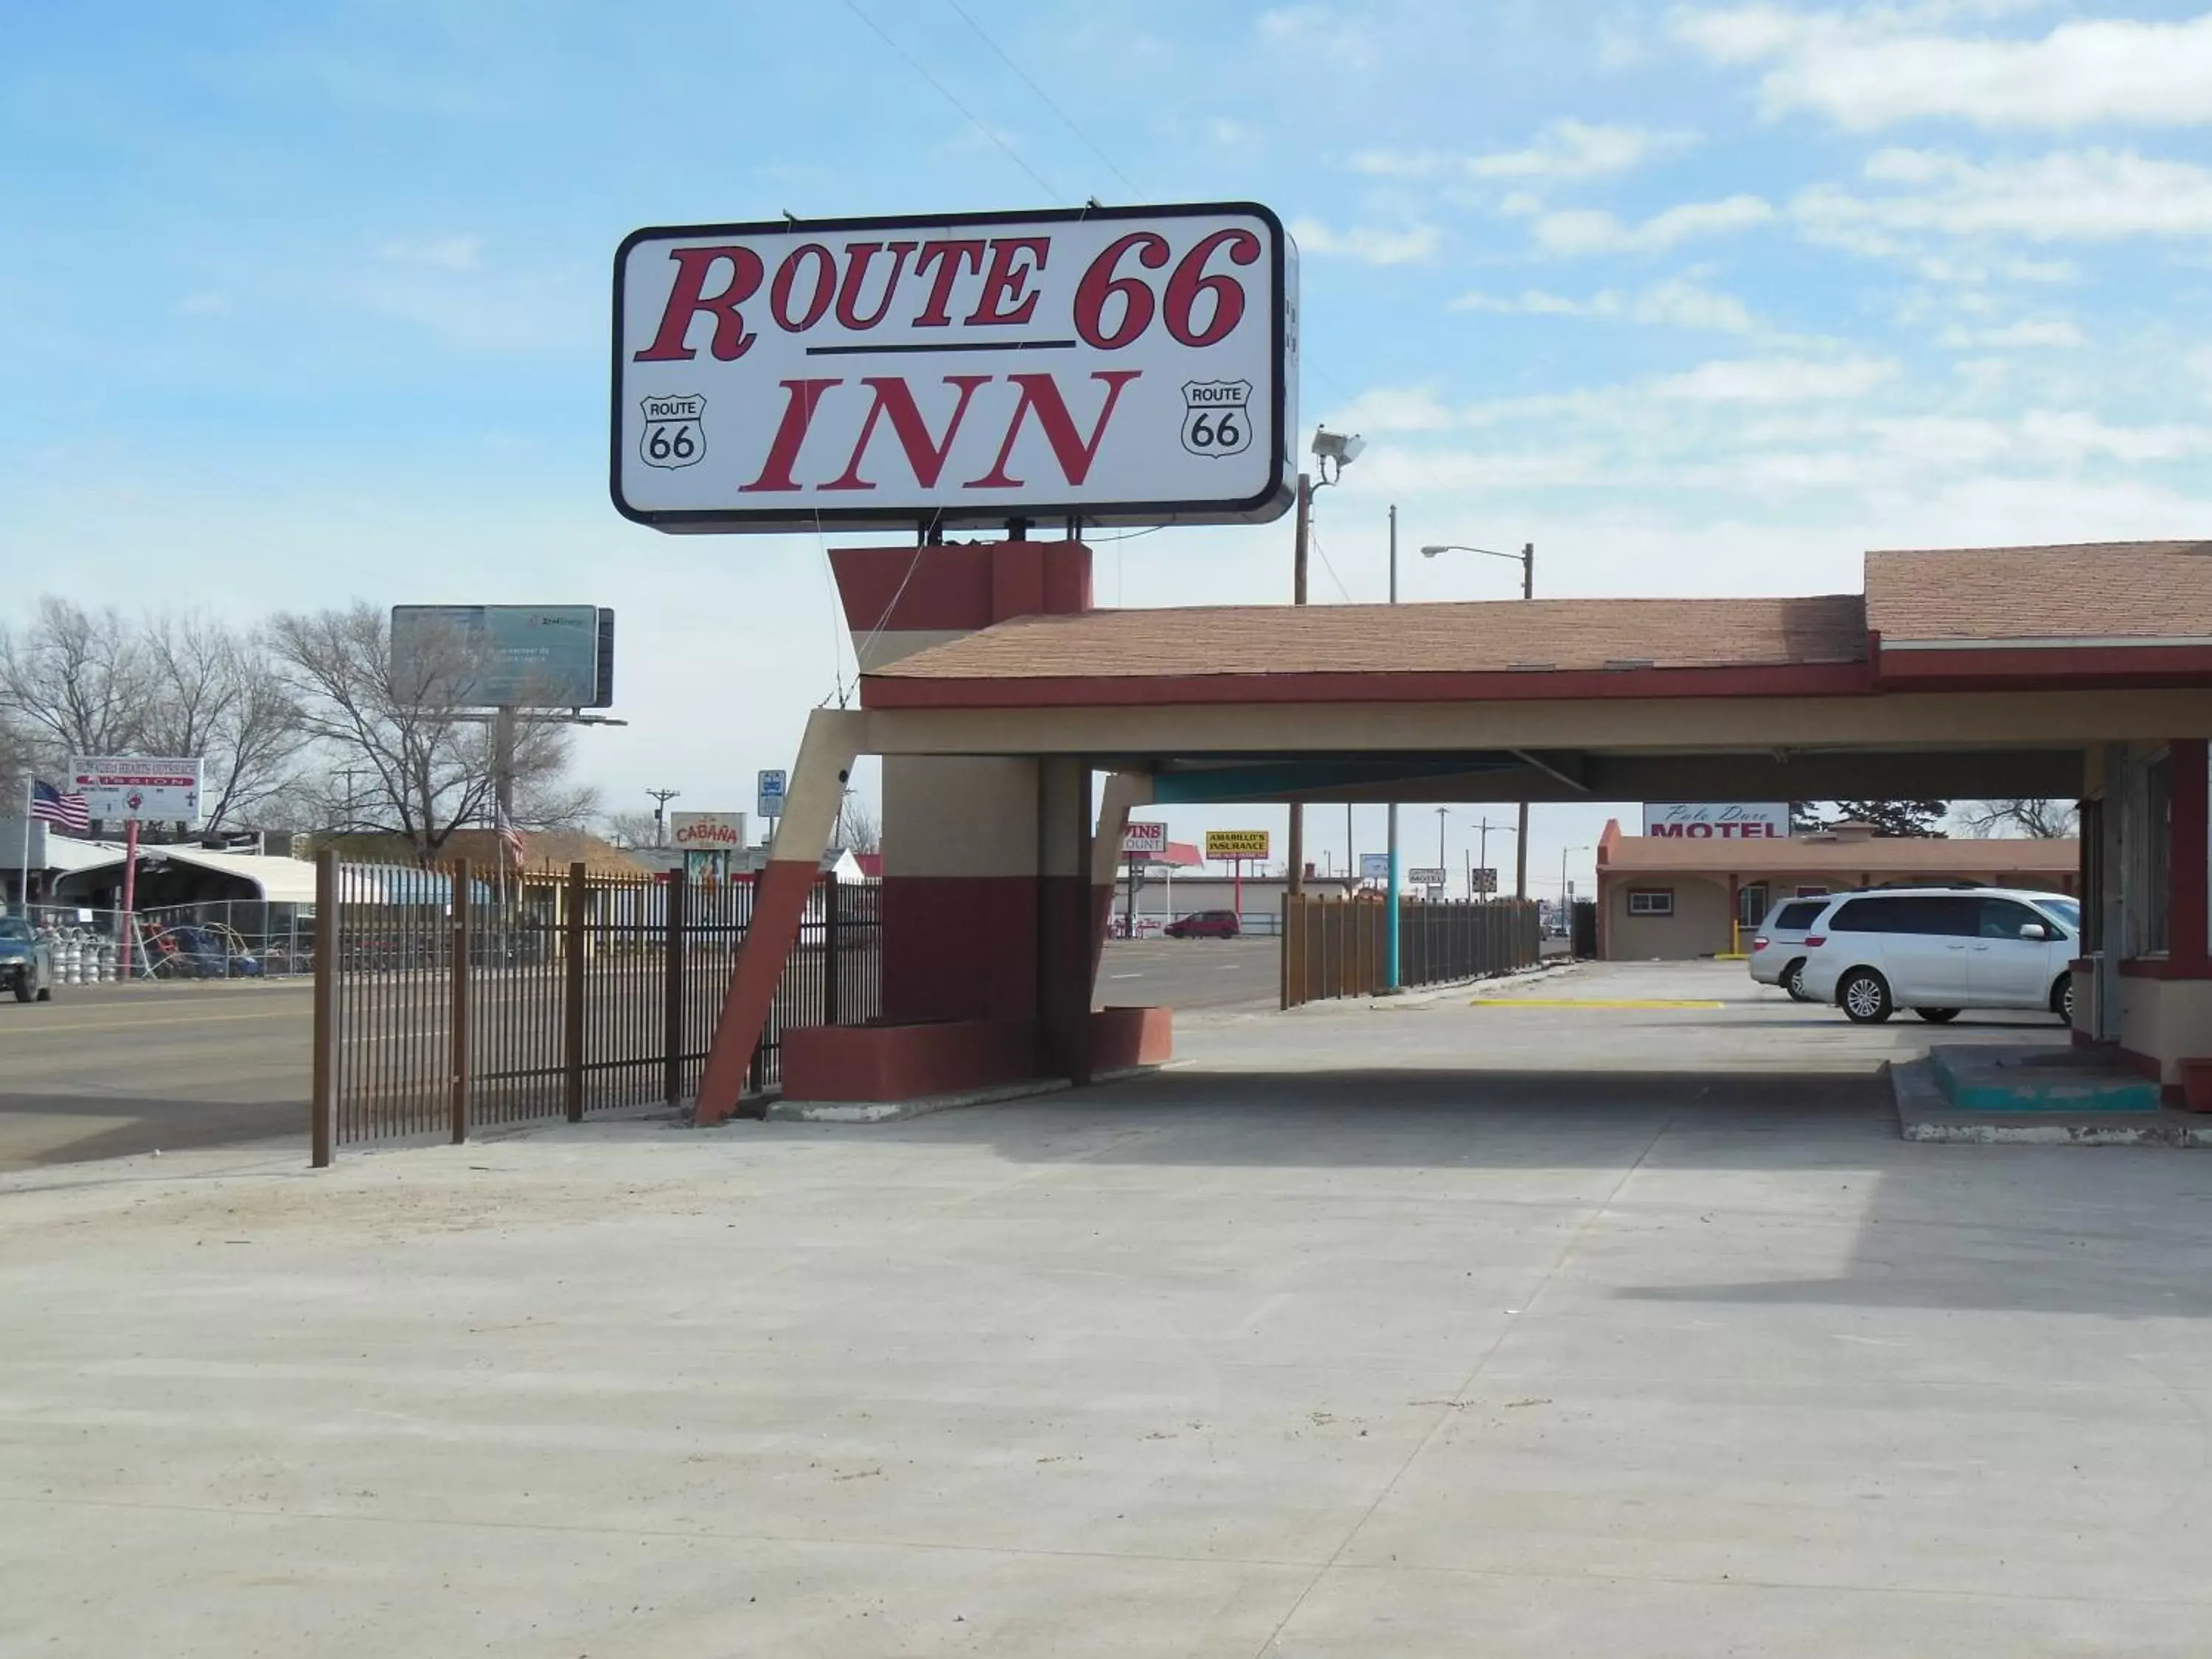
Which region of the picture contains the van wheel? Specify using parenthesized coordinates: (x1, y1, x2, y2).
(1838, 969, 1893, 1024)
(1783, 960, 1812, 1001)
(1913, 1007, 1961, 1023)
(10, 979, 30, 1004)
(2051, 972, 2073, 1023)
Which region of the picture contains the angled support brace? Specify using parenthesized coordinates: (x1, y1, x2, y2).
(696, 709, 866, 1125)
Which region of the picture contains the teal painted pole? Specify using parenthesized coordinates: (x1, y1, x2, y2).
(1385, 803, 1401, 989)
(1385, 504, 1401, 990)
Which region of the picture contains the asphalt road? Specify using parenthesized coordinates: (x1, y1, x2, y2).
(0, 980, 311, 1170)
(1097, 935, 1280, 1012)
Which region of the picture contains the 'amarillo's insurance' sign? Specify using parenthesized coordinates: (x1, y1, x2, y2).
(612, 203, 1297, 534)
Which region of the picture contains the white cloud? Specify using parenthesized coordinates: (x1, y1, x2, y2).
(1287, 218, 1440, 264)
(377, 235, 484, 272)
(1798, 149, 2212, 243)
(1938, 319, 2084, 349)
(1672, 7, 2212, 130)
(1353, 122, 1689, 184)
(1654, 355, 1899, 402)
(1321, 386, 1458, 434)
(1256, 4, 1377, 67)
(1450, 278, 1760, 333)
(1533, 194, 1775, 254)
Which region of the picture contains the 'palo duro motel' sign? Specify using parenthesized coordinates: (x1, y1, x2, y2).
(1642, 803, 1791, 839)
(611, 204, 1297, 532)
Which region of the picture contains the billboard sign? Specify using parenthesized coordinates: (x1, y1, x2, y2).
(1122, 821, 1168, 857)
(1359, 852, 1391, 880)
(69, 756, 204, 827)
(1642, 802, 1790, 839)
(1205, 829, 1270, 860)
(611, 203, 1297, 532)
(669, 811, 747, 850)
(1470, 866, 1498, 894)
(390, 605, 615, 709)
(1409, 866, 1447, 888)
(756, 770, 787, 821)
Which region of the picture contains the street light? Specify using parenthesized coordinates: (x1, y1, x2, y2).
(1422, 540, 1537, 902)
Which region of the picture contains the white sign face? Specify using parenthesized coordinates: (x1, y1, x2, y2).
(1643, 803, 1791, 839)
(1408, 866, 1447, 888)
(69, 756, 204, 827)
(1122, 821, 1168, 857)
(1359, 852, 1391, 880)
(669, 811, 747, 850)
(756, 770, 787, 821)
(612, 204, 1296, 532)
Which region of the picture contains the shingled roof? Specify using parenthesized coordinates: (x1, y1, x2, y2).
(1866, 540, 2212, 644)
(873, 594, 1869, 682)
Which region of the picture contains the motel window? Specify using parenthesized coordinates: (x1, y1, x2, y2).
(1627, 889, 1674, 917)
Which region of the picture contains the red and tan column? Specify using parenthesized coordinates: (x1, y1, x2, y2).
(696, 709, 863, 1125)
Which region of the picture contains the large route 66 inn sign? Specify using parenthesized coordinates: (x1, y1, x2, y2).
(611, 203, 1298, 532)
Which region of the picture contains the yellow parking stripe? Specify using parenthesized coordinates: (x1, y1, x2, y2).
(1470, 998, 1727, 1009)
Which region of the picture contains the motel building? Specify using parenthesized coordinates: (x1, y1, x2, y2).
(1596, 810, 2080, 961)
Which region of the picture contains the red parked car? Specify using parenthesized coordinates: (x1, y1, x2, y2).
(1164, 910, 1240, 939)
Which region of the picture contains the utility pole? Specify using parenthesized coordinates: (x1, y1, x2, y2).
(1435, 807, 1447, 884)
(1286, 471, 1311, 898)
(646, 787, 681, 848)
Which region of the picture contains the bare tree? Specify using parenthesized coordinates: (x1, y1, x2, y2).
(0, 597, 153, 763)
(838, 794, 881, 855)
(1953, 799, 2080, 838)
(268, 603, 588, 860)
(138, 614, 304, 831)
(602, 808, 665, 849)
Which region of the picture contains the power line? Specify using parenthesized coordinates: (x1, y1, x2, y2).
(1307, 524, 1355, 603)
(939, 0, 1141, 198)
(841, 0, 1065, 202)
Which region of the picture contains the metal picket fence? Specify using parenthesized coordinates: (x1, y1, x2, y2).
(1281, 895, 1543, 1008)
(311, 853, 880, 1162)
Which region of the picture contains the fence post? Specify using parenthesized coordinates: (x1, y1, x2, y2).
(450, 861, 470, 1145)
(311, 850, 337, 1167)
(822, 869, 841, 1026)
(563, 860, 586, 1123)
(664, 869, 686, 1108)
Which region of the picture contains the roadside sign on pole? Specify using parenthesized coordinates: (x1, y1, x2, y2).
(756, 769, 787, 821)
(1409, 866, 1447, 889)
(1205, 829, 1270, 860)
(1359, 852, 1390, 880)
(1123, 821, 1168, 858)
(68, 757, 204, 828)
(1470, 866, 1498, 895)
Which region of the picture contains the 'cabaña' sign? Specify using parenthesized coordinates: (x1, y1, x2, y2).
(612, 204, 1296, 533)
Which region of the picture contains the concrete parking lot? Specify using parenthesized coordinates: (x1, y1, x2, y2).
(5, 960, 2199, 1656)
(1099, 933, 1281, 1012)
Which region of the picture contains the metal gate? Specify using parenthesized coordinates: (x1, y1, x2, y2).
(311, 854, 880, 1162)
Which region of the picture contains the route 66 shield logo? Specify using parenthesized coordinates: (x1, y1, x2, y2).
(1180, 380, 1253, 459)
(639, 393, 706, 470)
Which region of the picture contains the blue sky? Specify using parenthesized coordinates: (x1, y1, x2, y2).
(8, 1, 2212, 893)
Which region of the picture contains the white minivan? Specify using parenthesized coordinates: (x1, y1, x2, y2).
(1748, 894, 1840, 1001)
(1796, 887, 2080, 1025)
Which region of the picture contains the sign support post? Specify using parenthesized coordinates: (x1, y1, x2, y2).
(119, 817, 139, 978)
(15, 778, 31, 919)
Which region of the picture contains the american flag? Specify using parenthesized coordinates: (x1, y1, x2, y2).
(494, 804, 526, 868)
(29, 779, 89, 833)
